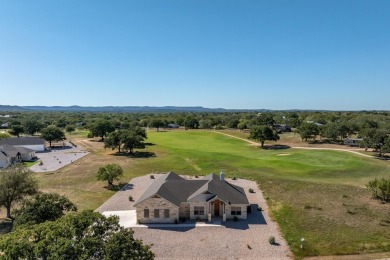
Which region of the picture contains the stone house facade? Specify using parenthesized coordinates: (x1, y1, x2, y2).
(134, 171, 250, 224)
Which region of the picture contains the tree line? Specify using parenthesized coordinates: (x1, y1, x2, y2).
(1, 110, 389, 155)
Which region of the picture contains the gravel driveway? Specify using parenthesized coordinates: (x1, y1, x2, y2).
(96, 174, 292, 259)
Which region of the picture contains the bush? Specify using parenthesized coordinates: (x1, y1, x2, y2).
(248, 188, 255, 193)
(269, 236, 276, 245)
(367, 178, 390, 202)
(150, 175, 155, 179)
(232, 176, 237, 180)
(257, 206, 262, 211)
(233, 216, 238, 222)
(128, 196, 133, 202)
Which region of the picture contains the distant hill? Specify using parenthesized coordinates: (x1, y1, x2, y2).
(0, 105, 268, 113)
(0, 105, 29, 112)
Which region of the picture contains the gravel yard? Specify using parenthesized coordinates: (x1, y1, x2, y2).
(96, 174, 292, 259)
(29, 143, 89, 172)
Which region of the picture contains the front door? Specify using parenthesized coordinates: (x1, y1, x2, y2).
(214, 200, 220, 216)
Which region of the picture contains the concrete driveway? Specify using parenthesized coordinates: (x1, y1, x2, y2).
(102, 210, 137, 227)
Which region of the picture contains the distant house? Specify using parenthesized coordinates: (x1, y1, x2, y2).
(0, 137, 45, 152)
(344, 137, 363, 147)
(273, 124, 291, 133)
(134, 171, 250, 224)
(0, 123, 9, 128)
(167, 124, 180, 129)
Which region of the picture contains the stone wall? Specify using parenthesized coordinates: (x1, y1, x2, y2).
(225, 204, 248, 219)
(189, 202, 209, 220)
(136, 197, 179, 224)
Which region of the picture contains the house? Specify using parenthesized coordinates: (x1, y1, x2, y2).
(0, 146, 21, 168)
(0, 145, 37, 168)
(344, 137, 363, 147)
(0, 123, 9, 128)
(273, 124, 291, 133)
(0, 151, 12, 168)
(134, 171, 250, 224)
(167, 123, 180, 129)
(0, 137, 45, 152)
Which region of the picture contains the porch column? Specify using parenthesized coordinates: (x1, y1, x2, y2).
(222, 203, 226, 222)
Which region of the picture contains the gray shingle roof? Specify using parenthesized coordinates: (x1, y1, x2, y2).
(134, 172, 249, 207)
(0, 145, 21, 158)
(0, 137, 45, 146)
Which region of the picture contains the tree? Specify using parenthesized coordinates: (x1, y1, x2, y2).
(104, 131, 123, 153)
(321, 123, 339, 142)
(249, 125, 280, 147)
(104, 127, 147, 153)
(23, 119, 44, 135)
(184, 116, 199, 129)
(13, 193, 77, 227)
(199, 119, 212, 129)
(65, 124, 76, 134)
(298, 122, 320, 142)
(121, 129, 146, 153)
(9, 124, 24, 137)
(0, 166, 38, 219)
(89, 119, 115, 140)
(97, 163, 123, 186)
(41, 125, 66, 147)
(0, 132, 10, 139)
(0, 210, 155, 259)
(254, 114, 275, 127)
(148, 118, 164, 131)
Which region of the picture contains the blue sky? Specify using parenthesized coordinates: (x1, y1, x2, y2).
(0, 1, 389, 110)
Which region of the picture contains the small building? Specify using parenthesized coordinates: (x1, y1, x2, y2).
(344, 137, 363, 147)
(273, 124, 291, 133)
(134, 171, 250, 224)
(0, 137, 45, 152)
(167, 123, 180, 129)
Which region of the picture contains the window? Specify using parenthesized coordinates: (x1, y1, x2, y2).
(144, 209, 149, 218)
(154, 209, 160, 218)
(164, 209, 169, 218)
(231, 207, 241, 215)
(194, 206, 204, 215)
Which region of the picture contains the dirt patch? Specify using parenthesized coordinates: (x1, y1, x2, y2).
(277, 153, 291, 156)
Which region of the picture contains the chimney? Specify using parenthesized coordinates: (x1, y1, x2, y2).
(220, 170, 224, 181)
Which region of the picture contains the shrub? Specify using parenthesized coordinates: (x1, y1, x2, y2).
(195, 175, 199, 178)
(257, 206, 262, 211)
(232, 176, 237, 180)
(269, 236, 276, 245)
(247, 244, 252, 249)
(367, 178, 390, 202)
(128, 196, 133, 202)
(150, 175, 155, 179)
(233, 216, 238, 222)
(248, 188, 255, 193)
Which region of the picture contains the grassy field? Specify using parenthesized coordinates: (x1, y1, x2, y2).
(7, 130, 390, 258)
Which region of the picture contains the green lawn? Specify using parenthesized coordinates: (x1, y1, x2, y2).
(129, 131, 390, 258)
(24, 160, 39, 167)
